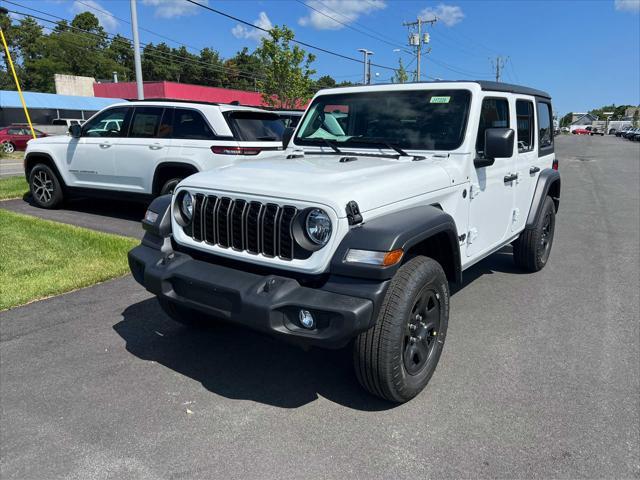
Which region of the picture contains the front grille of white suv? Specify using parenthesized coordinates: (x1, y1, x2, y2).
(186, 194, 299, 260)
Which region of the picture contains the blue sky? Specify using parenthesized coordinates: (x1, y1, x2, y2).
(8, 0, 640, 116)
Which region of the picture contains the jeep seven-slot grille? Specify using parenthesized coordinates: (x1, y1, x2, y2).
(185, 195, 298, 260)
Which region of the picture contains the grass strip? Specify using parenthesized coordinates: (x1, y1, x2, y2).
(0, 210, 138, 310)
(0, 176, 29, 201)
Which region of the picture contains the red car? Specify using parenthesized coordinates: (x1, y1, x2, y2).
(0, 126, 47, 153)
(572, 128, 591, 135)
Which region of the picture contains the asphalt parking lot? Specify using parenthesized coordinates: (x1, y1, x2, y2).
(1, 135, 638, 479)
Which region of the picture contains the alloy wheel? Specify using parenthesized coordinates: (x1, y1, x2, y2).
(32, 170, 55, 204)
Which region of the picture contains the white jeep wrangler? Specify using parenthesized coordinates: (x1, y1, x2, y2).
(129, 81, 560, 403)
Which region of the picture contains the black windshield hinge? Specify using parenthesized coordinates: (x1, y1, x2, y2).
(346, 201, 363, 226)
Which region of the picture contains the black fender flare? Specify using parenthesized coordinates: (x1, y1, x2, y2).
(24, 152, 67, 188)
(330, 205, 461, 283)
(526, 168, 560, 228)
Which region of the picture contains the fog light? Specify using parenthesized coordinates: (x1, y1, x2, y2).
(299, 309, 315, 329)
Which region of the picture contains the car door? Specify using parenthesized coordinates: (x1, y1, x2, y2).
(113, 106, 171, 193)
(511, 98, 538, 232)
(66, 107, 130, 189)
(467, 96, 517, 258)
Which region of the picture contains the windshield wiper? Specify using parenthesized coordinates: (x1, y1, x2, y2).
(346, 137, 425, 161)
(301, 138, 343, 153)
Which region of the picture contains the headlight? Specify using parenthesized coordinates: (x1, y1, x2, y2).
(305, 208, 332, 246)
(175, 191, 194, 226)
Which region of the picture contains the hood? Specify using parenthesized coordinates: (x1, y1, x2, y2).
(181, 153, 452, 218)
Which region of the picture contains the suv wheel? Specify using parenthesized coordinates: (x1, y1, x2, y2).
(158, 298, 215, 328)
(2, 142, 15, 154)
(353, 256, 449, 403)
(159, 178, 183, 195)
(29, 164, 64, 209)
(513, 196, 556, 272)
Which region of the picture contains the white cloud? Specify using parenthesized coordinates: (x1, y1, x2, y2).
(298, 0, 386, 30)
(615, 0, 640, 12)
(418, 4, 464, 27)
(142, 0, 208, 19)
(71, 0, 118, 32)
(231, 12, 273, 42)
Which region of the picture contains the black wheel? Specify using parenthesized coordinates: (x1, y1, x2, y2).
(157, 298, 214, 328)
(2, 142, 15, 154)
(513, 196, 556, 272)
(159, 177, 183, 195)
(29, 164, 64, 209)
(353, 256, 449, 403)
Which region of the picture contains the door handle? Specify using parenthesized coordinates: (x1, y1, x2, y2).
(99, 142, 111, 149)
(504, 173, 518, 183)
(529, 166, 540, 174)
(148, 143, 162, 150)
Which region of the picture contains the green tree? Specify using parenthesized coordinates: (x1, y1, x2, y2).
(224, 47, 262, 91)
(314, 74, 336, 92)
(255, 26, 316, 109)
(392, 58, 409, 84)
(560, 112, 573, 127)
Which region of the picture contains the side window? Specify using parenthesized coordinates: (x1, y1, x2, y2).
(129, 107, 164, 138)
(172, 108, 215, 140)
(537, 102, 553, 150)
(83, 107, 129, 137)
(476, 97, 510, 154)
(516, 100, 534, 152)
(7, 128, 21, 135)
(158, 108, 174, 138)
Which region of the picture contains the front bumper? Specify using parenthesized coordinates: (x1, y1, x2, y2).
(128, 240, 388, 348)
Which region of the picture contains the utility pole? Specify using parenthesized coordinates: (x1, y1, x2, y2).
(130, 0, 144, 100)
(491, 56, 507, 83)
(403, 16, 436, 81)
(357, 48, 373, 85)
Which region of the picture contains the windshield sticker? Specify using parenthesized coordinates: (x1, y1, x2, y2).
(430, 96, 451, 104)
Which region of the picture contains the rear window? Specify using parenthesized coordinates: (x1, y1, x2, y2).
(224, 112, 285, 141)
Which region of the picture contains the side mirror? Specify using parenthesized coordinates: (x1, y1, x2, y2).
(282, 127, 294, 149)
(475, 128, 514, 168)
(69, 124, 82, 138)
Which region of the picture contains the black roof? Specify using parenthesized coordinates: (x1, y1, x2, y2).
(326, 80, 551, 99)
(475, 81, 551, 99)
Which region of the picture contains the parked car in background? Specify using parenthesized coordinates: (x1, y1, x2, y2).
(623, 127, 639, 139)
(23, 100, 285, 208)
(560, 126, 569, 133)
(0, 126, 47, 153)
(616, 126, 633, 137)
(586, 126, 604, 136)
(572, 128, 591, 135)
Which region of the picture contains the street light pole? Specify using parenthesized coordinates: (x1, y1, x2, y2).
(357, 49, 374, 85)
(130, 0, 144, 100)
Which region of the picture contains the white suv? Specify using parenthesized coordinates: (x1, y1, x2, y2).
(24, 101, 285, 208)
(129, 81, 560, 403)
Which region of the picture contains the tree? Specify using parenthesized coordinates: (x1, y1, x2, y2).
(255, 25, 316, 109)
(634, 109, 639, 127)
(224, 47, 262, 91)
(560, 112, 573, 127)
(392, 58, 409, 84)
(314, 75, 336, 92)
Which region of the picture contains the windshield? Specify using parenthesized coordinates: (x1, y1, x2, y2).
(294, 89, 471, 151)
(224, 111, 285, 141)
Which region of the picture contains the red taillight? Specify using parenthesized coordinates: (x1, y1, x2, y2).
(211, 146, 261, 156)
(552, 159, 559, 170)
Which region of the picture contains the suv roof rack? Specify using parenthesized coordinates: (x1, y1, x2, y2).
(131, 98, 220, 106)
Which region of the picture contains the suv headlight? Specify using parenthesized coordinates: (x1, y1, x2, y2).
(305, 208, 332, 246)
(175, 190, 193, 225)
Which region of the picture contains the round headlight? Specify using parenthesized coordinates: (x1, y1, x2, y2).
(179, 191, 193, 223)
(305, 209, 332, 246)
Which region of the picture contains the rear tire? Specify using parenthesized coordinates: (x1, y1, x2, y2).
(513, 196, 556, 272)
(29, 164, 64, 209)
(159, 177, 183, 195)
(353, 256, 449, 403)
(157, 298, 214, 328)
(2, 142, 15, 153)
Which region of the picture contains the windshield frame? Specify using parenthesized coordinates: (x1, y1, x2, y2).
(293, 88, 473, 152)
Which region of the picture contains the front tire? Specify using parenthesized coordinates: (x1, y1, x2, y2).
(513, 196, 556, 272)
(159, 177, 183, 195)
(29, 164, 64, 209)
(157, 298, 214, 328)
(353, 256, 449, 403)
(2, 142, 15, 153)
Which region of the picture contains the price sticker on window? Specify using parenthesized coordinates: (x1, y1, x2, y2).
(430, 96, 451, 104)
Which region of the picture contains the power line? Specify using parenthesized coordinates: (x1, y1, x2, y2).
(183, 0, 398, 72)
